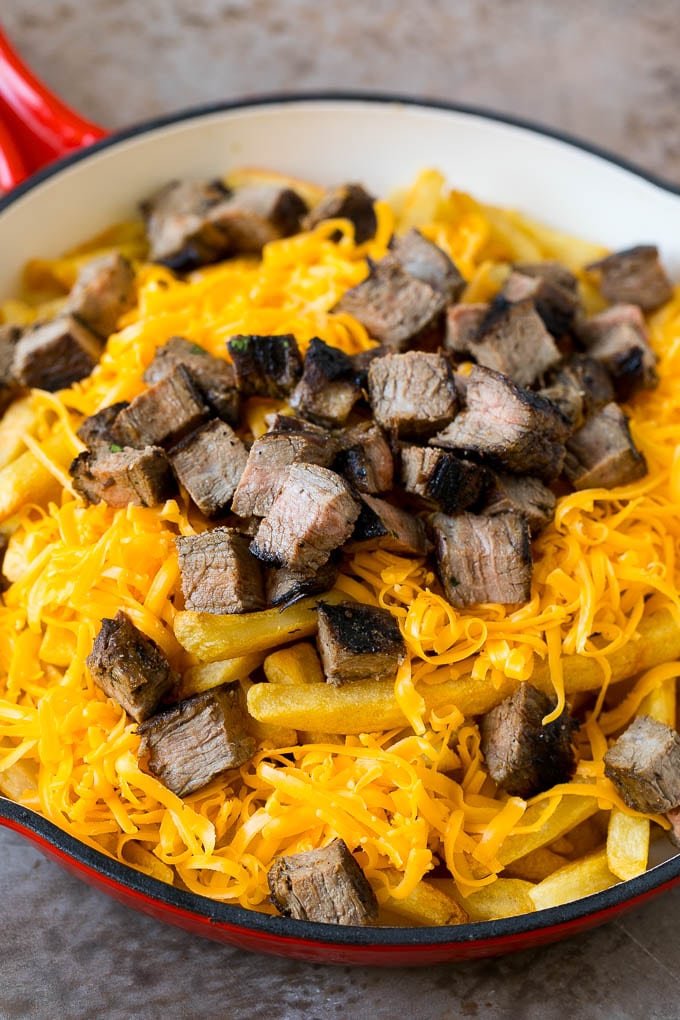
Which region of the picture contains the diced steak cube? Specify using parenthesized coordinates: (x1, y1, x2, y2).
(86, 610, 178, 723)
(502, 261, 580, 336)
(138, 683, 256, 797)
(563, 402, 647, 490)
(579, 303, 657, 401)
(432, 511, 532, 607)
(251, 463, 359, 573)
(76, 402, 130, 450)
(400, 444, 489, 513)
(444, 303, 488, 358)
(144, 336, 239, 425)
(112, 364, 209, 448)
(350, 344, 388, 388)
(232, 428, 335, 518)
(350, 493, 429, 556)
(316, 600, 406, 686)
(0, 324, 22, 414)
(211, 183, 307, 253)
(176, 528, 264, 614)
(266, 560, 340, 609)
(227, 333, 303, 398)
(481, 473, 556, 535)
(463, 298, 561, 388)
(334, 422, 394, 493)
(290, 337, 360, 427)
(66, 253, 136, 338)
(390, 228, 466, 303)
(515, 260, 579, 294)
(302, 183, 377, 244)
(333, 259, 446, 351)
(587, 245, 673, 311)
(603, 715, 680, 813)
(480, 683, 576, 798)
(432, 366, 570, 480)
(169, 420, 248, 516)
(368, 351, 458, 438)
(70, 444, 174, 507)
(12, 315, 102, 392)
(264, 412, 326, 434)
(539, 354, 614, 429)
(142, 178, 235, 270)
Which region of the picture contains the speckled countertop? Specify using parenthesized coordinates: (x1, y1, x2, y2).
(3, 2, 680, 1017)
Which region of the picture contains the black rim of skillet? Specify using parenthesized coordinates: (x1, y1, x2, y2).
(1, 91, 679, 948)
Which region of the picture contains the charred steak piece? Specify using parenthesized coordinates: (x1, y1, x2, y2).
(12, 315, 102, 392)
(268, 837, 378, 925)
(0, 324, 22, 414)
(264, 412, 326, 434)
(350, 344, 388, 388)
(579, 303, 657, 401)
(481, 473, 556, 535)
(86, 610, 178, 723)
(76, 402, 130, 450)
(144, 336, 239, 425)
(333, 259, 446, 351)
(390, 228, 466, 303)
(368, 351, 458, 438)
(112, 364, 209, 448)
(176, 528, 264, 614)
(170, 420, 248, 516)
(210, 183, 307, 253)
(232, 428, 335, 518)
(66, 253, 136, 338)
(302, 183, 377, 244)
(316, 600, 406, 685)
(251, 463, 359, 573)
(480, 683, 576, 798)
(227, 333, 303, 398)
(563, 402, 647, 490)
(432, 511, 532, 607)
(350, 493, 429, 556)
(289, 337, 360, 427)
(138, 683, 256, 797)
(431, 365, 570, 481)
(70, 445, 174, 508)
(334, 422, 394, 494)
(587, 245, 673, 311)
(603, 715, 680, 813)
(444, 303, 488, 358)
(464, 297, 561, 388)
(266, 560, 340, 609)
(502, 261, 580, 337)
(400, 444, 489, 514)
(539, 354, 614, 429)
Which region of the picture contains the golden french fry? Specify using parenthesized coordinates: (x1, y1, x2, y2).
(502, 847, 568, 883)
(497, 793, 599, 867)
(640, 675, 676, 727)
(503, 210, 608, 270)
(430, 877, 536, 922)
(549, 814, 607, 859)
(480, 205, 543, 262)
(0, 758, 38, 801)
(264, 642, 324, 686)
(247, 677, 399, 735)
(606, 810, 650, 882)
(380, 874, 468, 927)
(0, 429, 76, 523)
(121, 841, 175, 885)
(224, 167, 325, 209)
(297, 730, 344, 745)
(528, 849, 617, 911)
(249, 720, 298, 748)
(393, 169, 446, 232)
(0, 396, 38, 470)
(178, 655, 262, 700)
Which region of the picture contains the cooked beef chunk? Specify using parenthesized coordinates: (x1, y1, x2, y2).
(539, 354, 614, 429)
(12, 316, 102, 391)
(86, 610, 178, 723)
(603, 715, 680, 813)
(144, 336, 239, 425)
(289, 337, 360, 427)
(334, 422, 394, 494)
(432, 511, 532, 607)
(563, 402, 647, 490)
(333, 259, 446, 351)
(515, 260, 579, 294)
(350, 493, 429, 556)
(481, 473, 556, 535)
(0, 324, 22, 414)
(316, 600, 406, 685)
(400, 444, 489, 513)
(76, 402, 130, 450)
(444, 303, 488, 358)
(266, 560, 340, 609)
(176, 528, 264, 614)
(390, 228, 466, 302)
(368, 351, 458, 438)
(112, 364, 209, 448)
(350, 344, 388, 388)
(214, 184, 307, 252)
(66, 253, 136, 338)
(502, 261, 580, 337)
(227, 333, 303, 398)
(462, 297, 561, 387)
(432, 366, 570, 481)
(302, 183, 377, 244)
(251, 463, 359, 573)
(579, 304, 657, 401)
(169, 420, 248, 516)
(70, 445, 174, 507)
(587, 245, 673, 311)
(264, 412, 326, 434)
(138, 683, 256, 797)
(232, 428, 335, 518)
(480, 683, 576, 798)
(666, 805, 680, 847)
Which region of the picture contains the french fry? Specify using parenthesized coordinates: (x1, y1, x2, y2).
(121, 841, 175, 885)
(549, 814, 607, 859)
(0, 429, 76, 522)
(264, 642, 324, 686)
(379, 873, 468, 926)
(297, 730, 344, 745)
(639, 675, 676, 727)
(178, 654, 262, 700)
(240, 676, 298, 747)
(0, 396, 38, 470)
(606, 810, 649, 882)
(497, 792, 599, 867)
(224, 167, 325, 210)
(503, 210, 608, 270)
(528, 849, 617, 911)
(430, 877, 536, 922)
(502, 847, 568, 883)
(0, 758, 38, 801)
(247, 677, 401, 735)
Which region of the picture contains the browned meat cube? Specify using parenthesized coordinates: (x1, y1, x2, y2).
(587, 245, 673, 311)
(170, 420, 248, 516)
(333, 259, 446, 351)
(266, 560, 340, 609)
(302, 183, 377, 244)
(564, 402, 647, 490)
(579, 304, 657, 401)
(515, 259, 579, 294)
(86, 610, 179, 723)
(212, 184, 307, 253)
(400, 445, 489, 513)
(480, 684, 576, 798)
(12, 315, 102, 392)
(144, 336, 239, 425)
(112, 364, 209, 448)
(539, 354, 614, 429)
(350, 345, 388, 389)
(444, 303, 488, 358)
(462, 298, 561, 388)
(0, 324, 22, 414)
(76, 402, 130, 450)
(264, 412, 326, 434)
(290, 337, 360, 428)
(66, 253, 136, 338)
(176, 528, 264, 614)
(334, 422, 394, 494)
(268, 837, 378, 925)
(227, 333, 303, 398)
(316, 600, 406, 685)
(251, 463, 359, 573)
(390, 228, 465, 303)
(502, 261, 580, 336)
(232, 428, 335, 518)
(481, 473, 556, 535)
(138, 683, 256, 797)
(432, 511, 532, 607)
(603, 715, 680, 813)
(349, 493, 428, 556)
(431, 366, 570, 481)
(70, 445, 174, 507)
(368, 351, 458, 438)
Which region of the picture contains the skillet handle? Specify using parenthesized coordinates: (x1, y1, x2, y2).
(0, 26, 106, 190)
